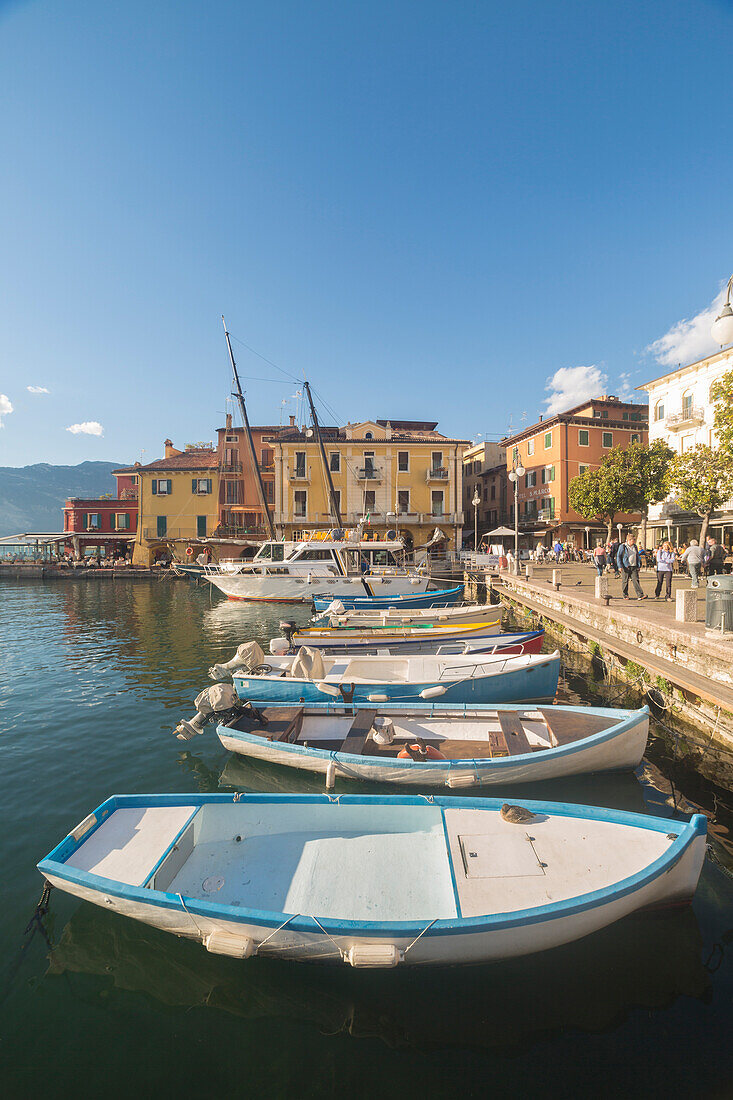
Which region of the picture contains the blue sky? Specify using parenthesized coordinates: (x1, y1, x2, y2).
(1, 0, 732, 466)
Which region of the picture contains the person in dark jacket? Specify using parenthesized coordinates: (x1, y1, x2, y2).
(617, 535, 647, 600)
(607, 538, 620, 577)
(706, 537, 726, 576)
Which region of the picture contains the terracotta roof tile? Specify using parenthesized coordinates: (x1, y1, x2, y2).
(139, 450, 219, 471)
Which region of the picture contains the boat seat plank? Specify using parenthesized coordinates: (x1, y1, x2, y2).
(339, 709, 378, 755)
(261, 706, 305, 743)
(65, 806, 199, 887)
(497, 712, 534, 756)
(538, 708, 609, 747)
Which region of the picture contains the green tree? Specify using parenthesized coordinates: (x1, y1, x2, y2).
(711, 368, 733, 459)
(568, 461, 627, 541)
(602, 439, 675, 548)
(671, 444, 733, 544)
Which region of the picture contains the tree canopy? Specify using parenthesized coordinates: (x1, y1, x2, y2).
(671, 443, 733, 543)
(711, 368, 733, 459)
(567, 441, 674, 542)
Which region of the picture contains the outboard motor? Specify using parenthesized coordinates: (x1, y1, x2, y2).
(279, 621, 297, 648)
(174, 683, 245, 741)
(209, 640, 266, 681)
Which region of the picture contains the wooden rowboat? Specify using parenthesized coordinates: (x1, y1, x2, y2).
(38, 792, 707, 966)
(214, 702, 650, 787)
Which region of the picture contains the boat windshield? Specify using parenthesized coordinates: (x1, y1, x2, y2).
(253, 542, 286, 562)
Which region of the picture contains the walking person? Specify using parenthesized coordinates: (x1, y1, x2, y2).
(706, 536, 726, 576)
(681, 539, 704, 589)
(617, 534, 647, 600)
(654, 541, 676, 600)
(592, 540, 607, 577)
(607, 536, 620, 577)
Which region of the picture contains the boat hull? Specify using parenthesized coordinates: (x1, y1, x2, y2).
(311, 586, 464, 611)
(208, 572, 432, 603)
(233, 654, 560, 706)
(39, 793, 707, 967)
(282, 628, 544, 657)
(217, 705, 648, 787)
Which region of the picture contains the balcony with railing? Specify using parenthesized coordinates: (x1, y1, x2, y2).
(289, 465, 311, 483)
(355, 466, 382, 481)
(666, 406, 705, 429)
(425, 466, 449, 482)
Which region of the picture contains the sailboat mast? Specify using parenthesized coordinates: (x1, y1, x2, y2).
(303, 380, 343, 529)
(222, 317, 276, 540)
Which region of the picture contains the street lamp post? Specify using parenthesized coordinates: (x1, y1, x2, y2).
(507, 448, 526, 576)
(585, 525, 590, 551)
(472, 492, 481, 550)
(616, 522, 623, 546)
(712, 275, 733, 347)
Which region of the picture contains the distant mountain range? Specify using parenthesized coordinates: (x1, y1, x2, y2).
(0, 461, 125, 536)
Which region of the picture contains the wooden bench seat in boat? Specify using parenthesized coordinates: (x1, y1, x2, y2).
(338, 709, 378, 755)
(260, 706, 305, 743)
(497, 711, 534, 756)
(538, 708, 609, 747)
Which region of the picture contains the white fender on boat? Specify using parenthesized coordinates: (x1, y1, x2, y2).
(420, 685, 447, 700)
(346, 944, 403, 967)
(316, 681, 342, 697)
(204, 931, 254, 958)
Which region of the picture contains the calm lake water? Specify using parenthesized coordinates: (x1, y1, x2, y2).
(1, 579, 733, 1098)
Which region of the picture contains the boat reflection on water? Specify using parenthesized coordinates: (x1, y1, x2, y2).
(217, 751, 655, 812)
(47, 903, 710, 1052)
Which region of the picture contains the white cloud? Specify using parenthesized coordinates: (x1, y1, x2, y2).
(647, 287, 726, 368)
(0, 394, 13, 427)
(544, 365, 607, 416)
(27, 385, 49, 394)
(66, 421, 104, 436)
(617, 371, 634, 401)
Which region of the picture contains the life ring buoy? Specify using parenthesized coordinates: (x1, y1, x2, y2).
(398, 743, 447, 761)
(186, 547, 194, 557)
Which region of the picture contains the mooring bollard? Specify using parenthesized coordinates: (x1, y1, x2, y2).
(552, 569, 561, 590)
(676, 588, 698, 623)
(525, 564, 533, 580)
(595, 576, 609, 601)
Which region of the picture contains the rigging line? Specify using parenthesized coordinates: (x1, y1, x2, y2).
(228, 333, 303, 384)
(237, 376, 299, 386)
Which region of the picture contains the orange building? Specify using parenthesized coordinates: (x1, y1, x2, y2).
(503, 396, 649, 549)
(215, 414, 293, 535)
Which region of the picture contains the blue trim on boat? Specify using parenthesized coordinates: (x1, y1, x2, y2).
(38, 791, 705, 940)
(312, 586, 464, 611)
(441, 808, 463, 918)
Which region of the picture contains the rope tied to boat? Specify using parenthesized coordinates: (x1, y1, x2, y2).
(403, 918, 439, 955)
(255, 912, 301, 952)
(177, 893, 206, 938)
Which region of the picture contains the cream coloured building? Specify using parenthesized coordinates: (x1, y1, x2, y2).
(638, 347, 733, 545)
(268, 418, 469, 551)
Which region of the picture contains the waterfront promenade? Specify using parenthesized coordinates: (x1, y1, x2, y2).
(489, 561, 733, 750)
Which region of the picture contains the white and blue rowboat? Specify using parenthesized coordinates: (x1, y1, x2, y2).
(38, 793, 707, 966)
(311, 586, 464, 612)
(229, 648, 561, 706)
(208, 702, 649, 788)
(312, 600, 502, 628)
(268, 626, 545, 659)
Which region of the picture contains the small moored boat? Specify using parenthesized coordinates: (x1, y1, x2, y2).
(312, 599, 501, 628)
(206, 701, 650, 787)
(268, 626, 545, 658)
(311, 586, 464, 612)
(227, 648, 561, 706)
(38, 793, 707, 966)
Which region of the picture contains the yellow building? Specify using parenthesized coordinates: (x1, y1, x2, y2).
(269, 419, 469, 551)
(132, 440, 220, 565)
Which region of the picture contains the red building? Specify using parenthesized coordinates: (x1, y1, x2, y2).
(62, 466, 139, 558)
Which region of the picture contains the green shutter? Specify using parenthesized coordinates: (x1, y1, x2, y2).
(192, 478, 197, 494)
(82, 514, 88, 530)
(110, 513, 116, 531)
(152, 480, 157, 495)
(167, 480, 172, 495)
(207, 479, 212, 494)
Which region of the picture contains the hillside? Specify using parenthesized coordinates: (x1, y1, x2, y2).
(0, 461, 125, 536)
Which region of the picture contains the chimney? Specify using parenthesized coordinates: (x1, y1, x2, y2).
(225, 413, 232, 430)
(289, 414, 296, 427)
(539, 414, 543, 422)
(164, 439, 182, 458)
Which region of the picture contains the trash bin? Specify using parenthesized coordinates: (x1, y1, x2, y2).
(705, 575, 733, 631)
